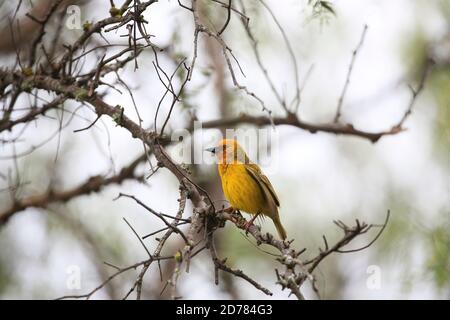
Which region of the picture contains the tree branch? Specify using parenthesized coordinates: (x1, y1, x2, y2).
(0, 153, 147, 225)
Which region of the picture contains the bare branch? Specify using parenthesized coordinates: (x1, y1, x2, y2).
(218, 0, 232, 35)
(0, 153, 147, 225)
(334, 24, 368, 123)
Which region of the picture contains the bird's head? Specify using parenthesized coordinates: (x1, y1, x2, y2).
(205, 139, 249, 164)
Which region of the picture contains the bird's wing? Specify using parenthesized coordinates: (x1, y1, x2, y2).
(245, 163, 280, 207)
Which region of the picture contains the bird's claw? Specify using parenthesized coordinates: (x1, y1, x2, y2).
(242, 213, 260, 235)
(243, 221, 252, 235)
(223, 207, 234, 213)
(230, 215, 239, 224)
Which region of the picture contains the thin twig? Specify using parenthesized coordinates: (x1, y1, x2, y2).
(334, 24, 368, 123)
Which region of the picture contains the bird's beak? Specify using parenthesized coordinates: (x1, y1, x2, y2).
(205, 147, 217, 154)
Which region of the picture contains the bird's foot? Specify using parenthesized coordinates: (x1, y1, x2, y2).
(243, 220, 253, 235)
(228, 210, 247, 227)
(243, 213, 260, 235)
(223, 207, 234, 213)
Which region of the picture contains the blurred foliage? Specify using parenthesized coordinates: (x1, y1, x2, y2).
(426, 216, 450, 290)
(403, 40, 450, 164)
(394, 3, 450, 293)
(373, 176, 450, 294)
(306, 0, 335, 25)
(428, 69, 450, 163)
(0, 256, 10, 295)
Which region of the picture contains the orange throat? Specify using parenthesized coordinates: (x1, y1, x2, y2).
(218, 162, 228, 177)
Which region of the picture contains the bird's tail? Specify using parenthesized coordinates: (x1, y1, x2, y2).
(273, 216, 287, 240)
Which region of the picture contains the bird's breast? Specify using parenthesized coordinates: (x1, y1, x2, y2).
(220, 164, 266, 214)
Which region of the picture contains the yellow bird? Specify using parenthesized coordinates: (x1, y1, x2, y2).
(206, 139, 287, 240)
